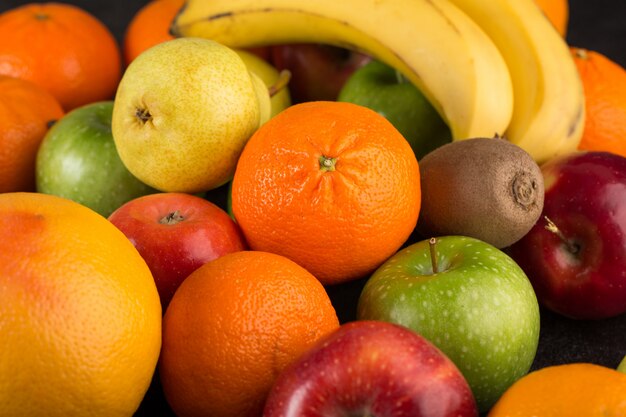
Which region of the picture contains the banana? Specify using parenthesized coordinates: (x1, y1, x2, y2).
(447, 0, 585, 163)
(171, 0, 514, 143)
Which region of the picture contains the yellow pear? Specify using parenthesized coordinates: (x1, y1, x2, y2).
(112, 37, 261, 193)
(235, 49, 292, 118)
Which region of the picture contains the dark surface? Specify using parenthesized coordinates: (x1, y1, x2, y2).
(2, 0, 626, 416)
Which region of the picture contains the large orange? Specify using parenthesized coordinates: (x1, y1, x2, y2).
(488, 363, 626, 416)
(571, 47, 626, 158)
(159, 250, 340, 417)
(123, 0, 184, 66)
(0, 192, 162, 416)
(0, 75, 64, 193)
(0, 3, 122, 111)
(534, 0, 569, 37)
(231, 101, 421, 285)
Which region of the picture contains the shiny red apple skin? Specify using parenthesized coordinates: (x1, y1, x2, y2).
(108, 192, 247, 308)
(263, 320, 478, 417)
(269, 43, 371, 103)
(506, 151, 626, 320)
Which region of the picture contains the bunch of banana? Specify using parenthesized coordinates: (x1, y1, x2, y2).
(171, 0, 514, 145)
(171, 0, 584, 163)
(447, 0, 585, 163)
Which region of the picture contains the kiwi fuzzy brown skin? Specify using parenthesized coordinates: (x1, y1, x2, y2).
(416, 137, 544, 248)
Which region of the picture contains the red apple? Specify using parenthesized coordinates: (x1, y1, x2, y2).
(263, 320, 478, 417)
(269, 43, 371, 103)
(108, 192, 247, 308)
(506, 151, 626, 320)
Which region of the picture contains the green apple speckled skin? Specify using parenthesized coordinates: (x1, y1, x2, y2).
(357, 235, 540, 413)
(36, 101, 157, 217)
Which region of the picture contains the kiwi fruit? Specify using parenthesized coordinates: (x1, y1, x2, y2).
(416, 137, 544, 248)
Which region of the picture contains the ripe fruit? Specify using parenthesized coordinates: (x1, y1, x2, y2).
(534, 0, 569, 37)
(108, 192, 247, 308)
(506, 151, 626, 319)
(358, 235, 540, 412)
(112, 37, 263, 193)
(0, 75, 64, 193)
(417, 137, 544, 248)
(488, 363, 626, 416)
(159, 250, 340, 417)
(231, 101, 421, 285)
(0, 3, 122, 111)
(269, 43, 370, 103)
(338, 59, 452, 160)
(0, 192, 162, 417)
(264, 321, 479, 417)
(123, 0, 185, 65)
(36, 101, 157, 217)
(571, 47, 626, 158)
(235, 49, 292, 118)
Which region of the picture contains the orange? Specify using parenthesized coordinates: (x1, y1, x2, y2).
(0, 75, 64, 193)
(122, 0, 270, 65)
(0, 192, 162, 416)
(123, 0, 184, 66)
(159, 250, 340, 417)
(571, 47, 626, 158)
(0, 3, 122, 111)
(231, 101, 421, 285)
(488, 363, 626, 416)
(534, 0, 569, 37)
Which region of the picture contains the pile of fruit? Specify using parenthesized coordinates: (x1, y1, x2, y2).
(1, 0, 626, 416)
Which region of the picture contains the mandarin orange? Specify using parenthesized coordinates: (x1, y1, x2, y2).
(0, 75, 63, 193)
(0, 3, 122, 111)
(159, 250, 340, 417)
(488, 363, 626, 416)
(231, 101, 421, 285)
(572, 47, 626, 157)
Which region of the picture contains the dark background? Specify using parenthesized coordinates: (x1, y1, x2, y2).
(1, 0, 625, 67)
(1, 0, 625, 415)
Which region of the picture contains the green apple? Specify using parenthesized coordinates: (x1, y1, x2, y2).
(338, 59, 451, 160)
(618, 355, 626, 374)
(235, 49, 292, 119)
(357, 235, 540, 412)
(112, 37, 266, 193)
(36, 101, 157, 217)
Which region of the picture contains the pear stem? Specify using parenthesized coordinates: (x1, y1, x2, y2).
(544, 216, 579, 254)
(268, 69, 292, 98)
(429, 237, 439, 274)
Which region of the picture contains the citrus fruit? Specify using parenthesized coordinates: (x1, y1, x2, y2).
(571, 47, 626, 158)
(159, 250, 340, 417)
(488, 363, 626, 416)
(0, 192, 162, 416)
(0, 3, 122, 111)
(231, 101, 421, 285)
(123, 0, 184, 65)
(0, 75, 64, 193)
(534, 0, 569, 37)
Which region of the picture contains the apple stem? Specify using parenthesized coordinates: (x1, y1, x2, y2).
(159, 210, 185, 225)
(394, 68, 408, 84)
(544, 216, 580, 255)
(268, 69, 292, 98)
(429, 237, 439, 273)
